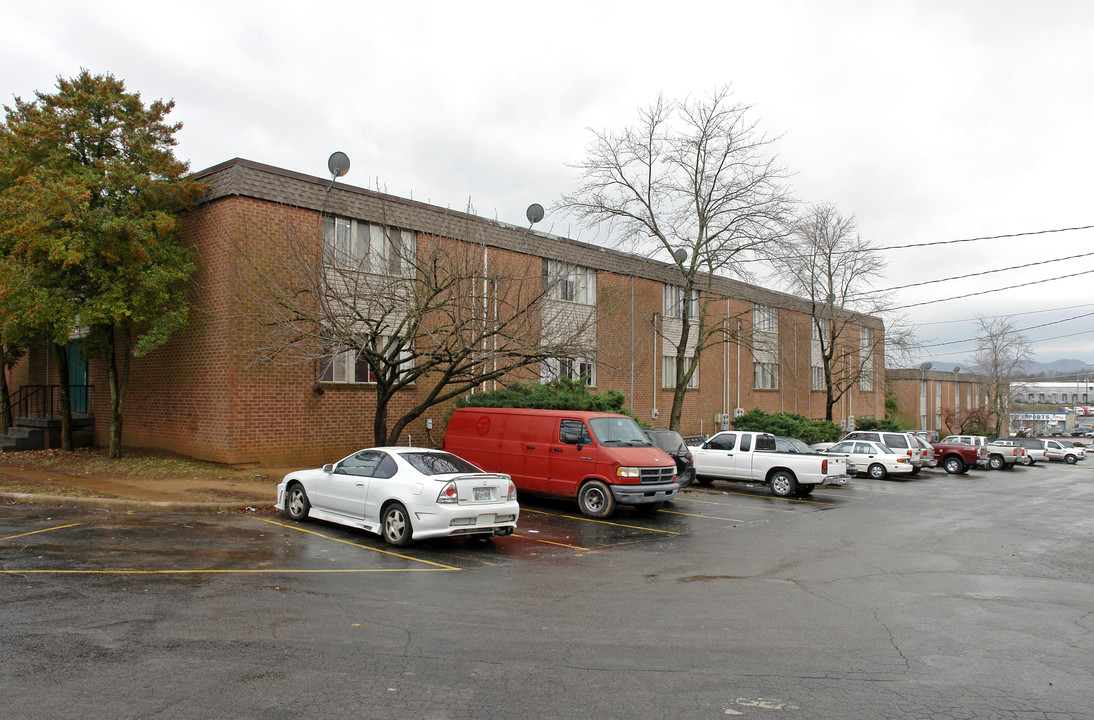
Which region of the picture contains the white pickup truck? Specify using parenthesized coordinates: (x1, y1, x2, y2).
(690, 430, 850, 497)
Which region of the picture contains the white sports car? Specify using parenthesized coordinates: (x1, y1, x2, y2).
(276, 447, 519, 546)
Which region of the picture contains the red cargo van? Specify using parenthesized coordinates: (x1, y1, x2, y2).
(443, 408, 678, 518)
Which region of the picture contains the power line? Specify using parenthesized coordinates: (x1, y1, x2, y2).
(862, 251, 1094, 296)
(920, 311, 1094, 349)
(918, 302, 1094, 327)
(899, 268, 1094, 310)
(924, 328, 1094, 359)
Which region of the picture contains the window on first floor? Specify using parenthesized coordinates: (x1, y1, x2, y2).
(754, 361, 778, 390)
(811, 365, 826, 391)
(542, 357, 595, 385)
(319, 338, 413, 384)
(663, 354, 698, 389)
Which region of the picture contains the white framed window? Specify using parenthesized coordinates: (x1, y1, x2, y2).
(811, 365, 826, 391)
(859, 327, 874, 391)
(323, 216, 415, 275)
(318, 336, 414, 385)
(547, 261, 596, 305)
(754, 305, 778, 333)
(663, 354, 698, 389)
(754, 362, 778, 390)
(663, 285, 699, 319)
(542, 357, 595, 385)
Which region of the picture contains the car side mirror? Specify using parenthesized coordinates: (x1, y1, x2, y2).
(323, 463, 334, 473)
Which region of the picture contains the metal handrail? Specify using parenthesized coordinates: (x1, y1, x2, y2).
(1, 385, 92, 418)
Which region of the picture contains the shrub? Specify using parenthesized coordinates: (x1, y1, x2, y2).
(731, 409, 843, 444)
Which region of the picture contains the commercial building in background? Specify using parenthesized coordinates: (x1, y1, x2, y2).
(6, 159, 886, 465)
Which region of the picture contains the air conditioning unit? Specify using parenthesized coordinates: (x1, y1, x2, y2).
(651, 408, 659, 419)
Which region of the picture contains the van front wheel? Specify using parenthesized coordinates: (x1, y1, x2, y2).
(578, 480, 617, 519)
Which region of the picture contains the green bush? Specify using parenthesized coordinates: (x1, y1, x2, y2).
(854, 416, 908, 432)
(449, 378, 634, 419)
(731, 409, 843, 444)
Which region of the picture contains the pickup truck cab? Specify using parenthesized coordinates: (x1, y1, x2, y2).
(1043, 439, 1086, 464)
(691, 431, 849, 497)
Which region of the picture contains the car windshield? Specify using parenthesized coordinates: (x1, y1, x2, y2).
(646, 429, 686, 453)
(780, 437, 813, 453)
(400, 451, 482, 476)
(589, 417, 652, 446)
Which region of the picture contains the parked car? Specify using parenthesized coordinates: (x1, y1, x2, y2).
(839, 431, 925, 474)
(819, 440, 915, 480)
(1044, 439, 1085, 464)
(930, 438, 987, 474)
(774, 436, 859, 476)
(691, 430, 849, 497)
(914, 430, 939, 444)
(277, 447, 519, 547)
(443, 408, 678, 518)
(996, 437, 1047, 465)
(643, 427, 695, 488)
(911, 434, 937, 468)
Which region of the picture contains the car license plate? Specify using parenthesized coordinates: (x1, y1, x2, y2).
(473, 487, 492, 501)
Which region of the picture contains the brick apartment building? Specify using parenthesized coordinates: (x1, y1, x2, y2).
(7, 158, 887, 466)
(887, 368, 987, 435)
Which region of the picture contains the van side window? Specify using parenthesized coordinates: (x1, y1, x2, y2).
(884, 434, 908, 448)
(560, 419, 591, 444)
(740, 434, 752, 452)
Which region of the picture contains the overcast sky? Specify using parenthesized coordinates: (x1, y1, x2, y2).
(3, 1, 1092, 369)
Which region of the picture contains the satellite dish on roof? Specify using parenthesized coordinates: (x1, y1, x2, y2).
(526, 203, 545, 225)
(673, 248, 688, 264)
(328, 151, 350, 179)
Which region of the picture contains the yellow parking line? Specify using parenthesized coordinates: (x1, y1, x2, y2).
(512, 534, 594, 551)
(1, 568, 452, 575)
(0, 523, 81, 542)
(257, 518, 460, 570)
(519, 507, 680, 535)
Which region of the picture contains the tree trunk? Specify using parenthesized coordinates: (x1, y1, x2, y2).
(0, 344, 11, 433)
(106, 327, 121, 458)
(51, 340, 73, 451)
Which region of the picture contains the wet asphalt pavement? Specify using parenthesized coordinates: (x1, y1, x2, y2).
(2, 463, 1093, 719)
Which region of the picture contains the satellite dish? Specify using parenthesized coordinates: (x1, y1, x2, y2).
(526, 203, 545, 225)
(673, 248, 688, 264)
(328, 151, 350, 178)
(920, 362, 933, 371)
(953, 366, 961, 374)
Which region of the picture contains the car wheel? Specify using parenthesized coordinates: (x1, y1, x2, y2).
(286, 483, 310, 522)
(943, 456, 964, 475)
(632, 501, 664, 515)
(1019, 455, 1032, 466)
(1066, 454, 1078, 464)
(695, 474, 713, 486)
(797, 484, 815, 496)
(381, 502, 414, 547)
(988, 455, 1005, 470)
(868, 463, 887, 480)
(678, 467, 695, 488)
(578, 480, 617, 518)
(769, 471, 798, 497)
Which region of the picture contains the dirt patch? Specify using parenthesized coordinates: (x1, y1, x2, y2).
(0, 448, 283, 504)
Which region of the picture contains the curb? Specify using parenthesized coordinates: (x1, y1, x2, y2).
(0, 491, 276, 514)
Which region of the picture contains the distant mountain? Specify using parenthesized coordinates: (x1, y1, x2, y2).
(912, 358, 1094, 378)
(1021, 359, 1094, 378)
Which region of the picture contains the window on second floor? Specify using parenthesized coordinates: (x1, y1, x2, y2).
(546, 261, 596, 305)
(754, 305, 778, 334)
(322, 216, 414, 275)
(663, 285, 699, 319)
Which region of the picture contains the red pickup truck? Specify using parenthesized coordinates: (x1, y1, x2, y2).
(931, 440, 987, 474)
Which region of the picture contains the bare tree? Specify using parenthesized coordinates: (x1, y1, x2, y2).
(767, 202, 904, 421)
(970, 314, 1034, 437)
(225, 206, 598, 446)
(558, 87, 793, 430)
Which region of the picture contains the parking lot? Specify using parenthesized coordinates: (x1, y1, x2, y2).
(3, 464, 1093, 719)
